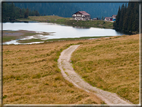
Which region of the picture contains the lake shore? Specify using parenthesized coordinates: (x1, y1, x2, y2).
(16, 16, 114, 29)
(3, 21, 122, 45)
(3, 30, 112, 45)
(3, 30, 51, 44)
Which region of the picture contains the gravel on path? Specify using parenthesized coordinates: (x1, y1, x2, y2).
(58, 45, 134, 105)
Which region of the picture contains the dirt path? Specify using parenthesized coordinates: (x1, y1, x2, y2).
(58, 45, 133, 105)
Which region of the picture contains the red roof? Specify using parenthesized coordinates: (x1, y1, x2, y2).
(74, 11, 90, 16)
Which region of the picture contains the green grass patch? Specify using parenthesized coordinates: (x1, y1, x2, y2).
(44, 36, 111, 42)
(3, 36, 18, 42)
(18, 39, 44, 43)
(21, 32, 37, 36)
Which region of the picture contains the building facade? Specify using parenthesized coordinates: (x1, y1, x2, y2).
(72, 11, 91, 21)
(104, 17, 113, 21)
(104, 15, 117, 21)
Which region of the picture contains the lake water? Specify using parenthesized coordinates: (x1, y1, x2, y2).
(3, 22, 123, 44)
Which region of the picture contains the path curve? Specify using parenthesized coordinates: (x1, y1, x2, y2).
(58, 45, 133, 105)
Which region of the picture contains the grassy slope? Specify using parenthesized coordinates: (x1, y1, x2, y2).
(3, 40, 104, 104)
(3, 34, 139, 104)
(71, 34, 139, 104)
(17, 16, 113, 29)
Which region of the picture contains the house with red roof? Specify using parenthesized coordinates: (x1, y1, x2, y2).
(104, 17, 113, 21)
(104, 15, 117, 22)
(72, 11, 91, 21)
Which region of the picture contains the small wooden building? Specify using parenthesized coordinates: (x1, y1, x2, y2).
(104, 17, 113, 21)
(72, 11, 91, 21)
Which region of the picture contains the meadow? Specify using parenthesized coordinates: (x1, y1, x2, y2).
(71, 34, 139, 104)
(3, 40, 104, 104)
(3, 34, 139, 104)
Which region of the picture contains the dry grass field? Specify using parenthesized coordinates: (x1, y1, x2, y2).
(3, 34, 139, 104)
(71, 34, 139, 104)
(3, 40, 104, 104)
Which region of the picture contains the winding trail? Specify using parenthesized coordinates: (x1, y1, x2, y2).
(58, 45, 133, 105)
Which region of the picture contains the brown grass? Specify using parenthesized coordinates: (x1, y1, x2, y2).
(71, 34, 140, 104)
(3, 34, 139, 104)
(3, 40, 104, 104)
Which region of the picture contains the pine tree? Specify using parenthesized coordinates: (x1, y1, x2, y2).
(122, 4, 128, 33)
(35, 10, 40, 16)
(10, 3, 16, 21)
(114, 6, 121, 31)
(113, 2, 139, 34)
(2, 3, 41, 22)
(24, 8, 29, 18)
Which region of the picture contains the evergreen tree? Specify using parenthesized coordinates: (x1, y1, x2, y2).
(114, 2, 139, 34)
(113, 6, 121, 31)
(35, 10, 40, 16)
(2, 3, 40, 22)
(122, 4, 128, 33)
(24, 8, 29, 18)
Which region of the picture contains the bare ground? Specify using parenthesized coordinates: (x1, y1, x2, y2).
(58, 45, 134, 105)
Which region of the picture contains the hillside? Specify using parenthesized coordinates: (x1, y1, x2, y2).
(14, 3, 80, 17)
(71, 34, 139, 104)
(14, 3, 124, 18)
(3, 39, 105, 104)
(3, 34, 139, 104)
(73, 3, 125, 18)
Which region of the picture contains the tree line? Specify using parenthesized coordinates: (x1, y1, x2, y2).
(14, 3, 123, 19)
(2, 3, 40, 22)
(113, 2, 139, 34)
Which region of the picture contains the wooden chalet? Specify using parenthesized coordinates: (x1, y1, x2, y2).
(104, 17, 113, 21)
(104, 15, 117, 21)
(72, 11, 91, 21)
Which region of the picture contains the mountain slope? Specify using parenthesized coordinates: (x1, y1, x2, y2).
(14, 3, 81, 17)
(73, 3, 125, 18)
(14, 3, 125, 18)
